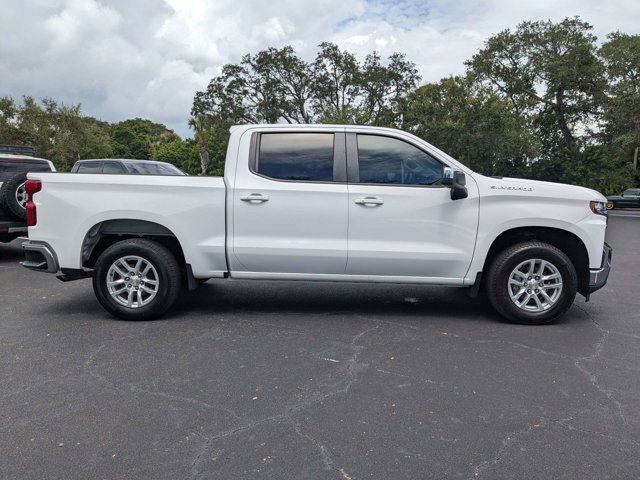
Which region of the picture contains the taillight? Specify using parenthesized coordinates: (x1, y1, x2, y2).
(25, 180, 41, 227)
(25, 179, 41, 198)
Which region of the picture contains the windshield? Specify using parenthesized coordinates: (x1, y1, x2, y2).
(126, 162, 186, 176)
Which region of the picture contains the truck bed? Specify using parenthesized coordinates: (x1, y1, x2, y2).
(25, 172, 228, 278)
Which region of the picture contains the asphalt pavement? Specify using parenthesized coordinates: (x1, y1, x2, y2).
(1, 212, 639, 479)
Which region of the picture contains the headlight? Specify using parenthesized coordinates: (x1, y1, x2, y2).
(589, 201, 607, 216)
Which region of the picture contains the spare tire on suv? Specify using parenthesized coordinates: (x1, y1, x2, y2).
(0, 173, 28, 219)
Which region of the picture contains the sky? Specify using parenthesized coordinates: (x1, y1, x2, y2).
(1, 0, 638, 137)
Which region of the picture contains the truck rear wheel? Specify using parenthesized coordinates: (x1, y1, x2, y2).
(92, 238, 181, 320)
(486, 241, 577, 325)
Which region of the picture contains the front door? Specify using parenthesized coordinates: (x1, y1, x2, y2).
(346, 132, 479, 281)
(232, 130, 349, 274)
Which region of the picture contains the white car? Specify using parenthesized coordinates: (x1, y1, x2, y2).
(21, 125, 612, 324)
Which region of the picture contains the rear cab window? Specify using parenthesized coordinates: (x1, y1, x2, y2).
(253, 133, 338, 182)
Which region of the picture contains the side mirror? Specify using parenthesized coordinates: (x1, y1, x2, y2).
(442, 167, 468, 200)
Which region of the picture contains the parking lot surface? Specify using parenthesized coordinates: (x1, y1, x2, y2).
(2, 212, 639, 479)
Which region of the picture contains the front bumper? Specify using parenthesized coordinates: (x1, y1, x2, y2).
(21, 240, 59, 273)
(587, 242, 612, 294)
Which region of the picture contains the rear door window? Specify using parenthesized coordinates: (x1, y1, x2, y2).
(255, 133, 335, 182)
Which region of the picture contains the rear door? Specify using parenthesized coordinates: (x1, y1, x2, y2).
(231, 130, 348, 274)
(345, 132, 479, 280)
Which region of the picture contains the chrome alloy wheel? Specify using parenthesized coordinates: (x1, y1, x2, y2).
(15, 182, 27, 209)
(508, 258, 563, 313)
(106, 256, 159, 308)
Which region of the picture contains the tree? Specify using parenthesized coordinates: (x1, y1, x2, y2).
(403, 76, 535, 176)
(358, 51, 420, 127)
(310, 42, 361, 123)
(151, 137, 199, 173)
(151, 125, 227, 176)
(467, 17, 605, 154)
(188, 116, 211, 175)
(0, 96, 113, 170)
(191, 43, 420, 127)
(598, 33, 640, 169)
(110, 118, 178, 159)
(0, 97, 20, 144)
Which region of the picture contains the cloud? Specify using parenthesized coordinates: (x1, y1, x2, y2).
(1, 0, 638, 137)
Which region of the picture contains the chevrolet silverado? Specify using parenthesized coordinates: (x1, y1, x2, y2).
(21, 125, 612, 324)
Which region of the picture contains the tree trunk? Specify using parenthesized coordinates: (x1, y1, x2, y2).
(197, 135, 209, 176)
(555, 90, 578, 152)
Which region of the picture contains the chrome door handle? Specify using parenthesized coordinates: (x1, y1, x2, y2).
(240, 193, 269, 203)
(354, 196, 384, 206)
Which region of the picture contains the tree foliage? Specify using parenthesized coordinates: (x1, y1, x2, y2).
(192, 43, 420, 127)
(403, 75, 536, 177)
(110, 118, 179, 160)
(598, 33, 640, 161)
(0, 96, 112, 170)
(151, 124, 227, 176)
(467, 17, 605, 154)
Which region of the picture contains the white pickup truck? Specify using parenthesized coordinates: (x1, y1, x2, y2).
(21, 124, 612, 324)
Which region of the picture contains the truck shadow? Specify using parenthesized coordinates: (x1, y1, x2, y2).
(0, 239, 26, 262)
(172, 279, 504, 324)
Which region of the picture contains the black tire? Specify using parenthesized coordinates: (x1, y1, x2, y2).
(92, 238, 182, 320)
(0, 173, 28, 219)
(486, 241, 577, 325)
(606, 201, 615, 210)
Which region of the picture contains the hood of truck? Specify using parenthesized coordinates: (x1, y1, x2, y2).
(482, 176, 606, 202)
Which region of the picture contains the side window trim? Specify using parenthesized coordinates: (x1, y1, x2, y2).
(333, 132, 347, 182)
(346, 132, 359, 183)
(248, 131, 347, 184)
(346, 132, 447, 188)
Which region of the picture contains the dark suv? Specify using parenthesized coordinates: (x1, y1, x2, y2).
(0, 146, 56, 243)
(71, 159, 186, 176)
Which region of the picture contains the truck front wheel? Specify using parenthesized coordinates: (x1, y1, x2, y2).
(486, 241, 577, 325)
(92, 238, 181, 320)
